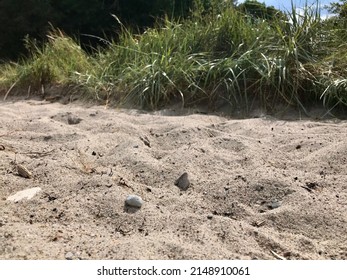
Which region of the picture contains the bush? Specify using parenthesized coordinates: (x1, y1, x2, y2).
(1, 1, 346, 114)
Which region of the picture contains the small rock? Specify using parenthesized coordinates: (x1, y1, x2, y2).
(7, 187, 42, 202)
(43, 135, 52, 141)
(175, 172, 190, 190)
(269, 201, 281, 209)
(125, 195, 144, 208)
(65, 252, 74, 260)
(306, 182, 319, 190)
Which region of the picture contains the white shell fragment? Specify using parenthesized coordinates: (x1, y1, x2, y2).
(65, 252, 74, 260)
(7, 187, 42, 202)
(125, 195, 144, 208)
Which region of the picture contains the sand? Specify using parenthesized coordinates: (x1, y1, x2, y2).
(1, 99, 346, 260)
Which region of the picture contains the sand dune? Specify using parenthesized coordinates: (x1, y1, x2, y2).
(1, 100, 346, 259)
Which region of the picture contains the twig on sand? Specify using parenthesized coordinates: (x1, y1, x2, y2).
(252, 220, 266, 227)
(270, 250, 287, 260)
(301, 185, 313, 192)
(21, 149, 55, 158)
(0, 130, 17, 137)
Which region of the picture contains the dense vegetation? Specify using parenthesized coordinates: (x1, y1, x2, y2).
(1, 0, 347, 116)
(0, 0, 203, 60)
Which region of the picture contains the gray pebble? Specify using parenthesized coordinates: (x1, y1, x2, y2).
(269, 201, 281, 209)
(125, 195, 144, 208)
(65, 252, 74, 260)
(175, 172, 190, 190)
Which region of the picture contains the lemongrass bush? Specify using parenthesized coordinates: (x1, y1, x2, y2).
(0, 29, 94, 92)
(1, 1, 346, 114)
(95, 8, 274, 109)
(91, 1, 336, 111)
(312, 17, 347, 109)
(316, 46, 347, 108)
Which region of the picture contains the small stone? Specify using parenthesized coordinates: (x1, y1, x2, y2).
(65, 252, 74, 260)
(7, 187, 42, 202)
(175, 172, 190, 190)
(43, 135, 52, 141)
(125, 195, 144, 208)
(269, 201, 281, 209)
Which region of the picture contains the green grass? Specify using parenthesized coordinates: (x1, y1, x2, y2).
(1, 29, 92, 88)
(1, 1, 347, 115)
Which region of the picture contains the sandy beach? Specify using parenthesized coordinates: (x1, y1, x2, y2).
(1, 99, 346, 260)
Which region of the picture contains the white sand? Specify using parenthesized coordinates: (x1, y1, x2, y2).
(1, 100, 346, 259)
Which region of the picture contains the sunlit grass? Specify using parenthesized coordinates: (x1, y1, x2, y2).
(1, 1, 346, 115)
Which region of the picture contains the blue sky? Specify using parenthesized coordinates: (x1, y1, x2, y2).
(237, 0, 336, 16)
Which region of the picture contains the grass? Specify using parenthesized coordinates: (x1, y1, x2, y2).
(1, 1, 347, 115)
(1, 29, 92, 88)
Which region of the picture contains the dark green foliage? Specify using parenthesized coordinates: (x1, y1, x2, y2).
(117, 0, 194, 28)
(0, 0, 197, 60)
(49, 0, 119, 53)
(327, 0, 347, 17)
(237, 0, 285, 21)
(324, 1, 347, 44)
(0, 0, 53, 60)
(0, 0, 113, 60)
